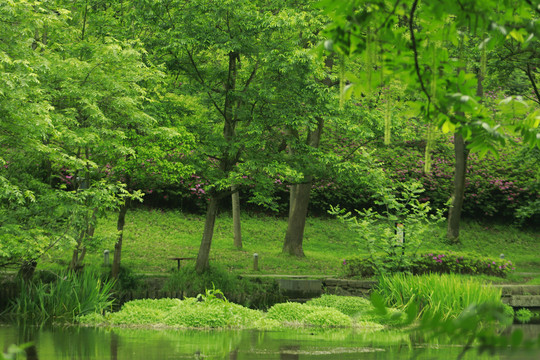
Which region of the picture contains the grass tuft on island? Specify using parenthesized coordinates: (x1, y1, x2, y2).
(78, 293, 390, 330)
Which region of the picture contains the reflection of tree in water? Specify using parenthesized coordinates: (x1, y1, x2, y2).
(17, 322, 39, 360)
(229, 348, 238, 360)
(24, 344, 39, 360)
(280, 345, 300, 360)
(110, 331, 119, 360)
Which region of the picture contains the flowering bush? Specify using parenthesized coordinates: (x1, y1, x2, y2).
(342, 251, 515, 278)
(374, 139, 539, 223)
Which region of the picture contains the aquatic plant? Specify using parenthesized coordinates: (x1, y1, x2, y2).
(9, 270, 115, 322)
(376, 273, 510, 321)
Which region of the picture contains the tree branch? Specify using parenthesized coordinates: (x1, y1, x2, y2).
(525, 63, 540, 105)
(409, 0, 431, 103)
(185, 47, 226, 118)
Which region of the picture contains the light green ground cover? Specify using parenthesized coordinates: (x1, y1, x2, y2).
(38, 209, 539, 279)
(79, 294, 386, 330)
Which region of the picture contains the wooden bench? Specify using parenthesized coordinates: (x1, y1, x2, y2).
(168, 257, 196, 270)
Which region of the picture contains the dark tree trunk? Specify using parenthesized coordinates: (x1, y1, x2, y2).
(112, 200, 129, 279)
(18, 260, 37, 282)
(282, 179, 313, 257)
(232, 185, 242, 249)
(282, 117, 324, 256)
(195, 196, 219, 274)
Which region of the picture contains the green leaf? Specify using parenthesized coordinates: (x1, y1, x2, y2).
(441, 120, 456, 134)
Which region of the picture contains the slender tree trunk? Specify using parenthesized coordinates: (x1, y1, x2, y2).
(232, 185, 242, 249)
(69, 208, 96, 271)
(195, 196, 219, 274)
(447, 133, 469, 243)
(447, 39, 484, 244)
(112, 200, 129, 279)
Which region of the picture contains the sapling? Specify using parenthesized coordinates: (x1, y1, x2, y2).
(330, 180, 445, 275)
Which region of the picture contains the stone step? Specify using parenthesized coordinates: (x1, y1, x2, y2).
(493, 285, 540, 296)
(502, 295, 540, 307)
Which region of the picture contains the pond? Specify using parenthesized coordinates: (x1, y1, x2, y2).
(1, 323, 540, 359)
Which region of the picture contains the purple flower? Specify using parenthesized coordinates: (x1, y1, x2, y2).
(342, 260, 347, 265)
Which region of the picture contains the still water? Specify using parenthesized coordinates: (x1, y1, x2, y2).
(1, 323, 540, 359)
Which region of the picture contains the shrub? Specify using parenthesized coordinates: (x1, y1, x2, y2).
(306, 294, 406, 327)
(305, 294, 372, 317)
(515, 308, 534, 324)
(374, 141, 539, 223)
(303, 309, 352, 327)
(266, 302, 352, 328)
(94, 293, 263, 329)
(413, 251, 515, 277)
(342, 251, 515, 278)
(331, 181, 445, 276)
(266, 302, 314, 323)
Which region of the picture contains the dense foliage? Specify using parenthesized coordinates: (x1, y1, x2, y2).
(1, 0, 538, 274)
(343, 251, 515, 278)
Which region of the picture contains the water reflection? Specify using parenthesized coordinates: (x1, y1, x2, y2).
(1, 323, 540, 359)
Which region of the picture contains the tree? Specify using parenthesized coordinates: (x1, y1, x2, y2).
(0, 0, 165, 274)
(321, 0, 540, 242)
(130, 0, 349, 270)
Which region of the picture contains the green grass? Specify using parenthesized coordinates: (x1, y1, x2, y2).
(37, 209, 539, 280)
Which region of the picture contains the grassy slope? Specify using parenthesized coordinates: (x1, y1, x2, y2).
(39, 209, 540, 279)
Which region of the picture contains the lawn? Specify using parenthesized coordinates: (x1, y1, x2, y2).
(38, 208, 540, 280)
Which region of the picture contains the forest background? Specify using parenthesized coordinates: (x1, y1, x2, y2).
(1, 0, 539, 279)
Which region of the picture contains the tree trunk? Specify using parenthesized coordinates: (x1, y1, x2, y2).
(232, 185, 242, 249)
(112, 200, 129, 279)
(447, 43, 484, 244)
(447, 133, 469, 243)
(282, 117, 324, 256)
(282, 178, 313, 257)
(195, 196, 219, 274)
(69, 208, 96, 271)
(18, 260, 37, 282)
